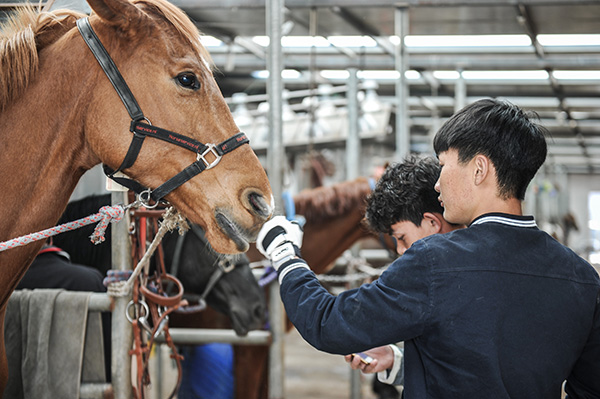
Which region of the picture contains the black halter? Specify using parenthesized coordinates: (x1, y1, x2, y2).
(76, 17, 249, 205)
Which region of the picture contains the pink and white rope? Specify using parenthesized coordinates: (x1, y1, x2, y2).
(0, 205, 125, 253)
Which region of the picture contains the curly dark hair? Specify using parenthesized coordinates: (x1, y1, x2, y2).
(366, 155, 442, 234)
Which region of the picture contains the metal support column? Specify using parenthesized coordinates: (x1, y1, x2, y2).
(266, 0, 285, 396)
(346, 68, 363, 399)
(454, 69, 466, 113)
(111, 191, 132, 399)
(346, 68, 360, 181)
(395, 5, 410, 161)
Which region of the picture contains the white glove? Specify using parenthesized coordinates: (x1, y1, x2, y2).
(257, 215, 303, 270)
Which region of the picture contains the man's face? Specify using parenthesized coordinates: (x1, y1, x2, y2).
(435, 149, 475, 225)
(390, 218, 437, 255)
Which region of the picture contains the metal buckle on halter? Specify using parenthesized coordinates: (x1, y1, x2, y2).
(218, 256, 236, 273)
(138, 189, 160, 209)
(197, 144, 222, 170)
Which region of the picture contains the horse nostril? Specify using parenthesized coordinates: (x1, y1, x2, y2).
(247, 191, 270, 219)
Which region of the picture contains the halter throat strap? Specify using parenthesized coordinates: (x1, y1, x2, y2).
(76, 17, 249, 203)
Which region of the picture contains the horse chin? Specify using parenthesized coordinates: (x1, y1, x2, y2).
(214, 212, 252, 253)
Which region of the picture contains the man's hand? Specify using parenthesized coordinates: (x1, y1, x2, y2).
(257, 216, 303, 271)
(344, 346, 394, 374)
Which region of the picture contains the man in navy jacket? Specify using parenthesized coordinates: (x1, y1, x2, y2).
(258, 98, 600, 398)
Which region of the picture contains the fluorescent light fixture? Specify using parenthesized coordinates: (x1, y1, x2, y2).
(462, 70, 549, 80)
(251, 69, 302, 79)
(282, 36, 330, 47)
(433, 70, 460, 80)
(252, 36, 270, 46)
(397, 34, 531, 47)
(200, 35, 223, 47)
(405, 70, 422, 80)
(358, 70, 400, 80)
(282, 69, 302, 79)
(327, 36, 377, 47)
(251, 35, 331, 48)
(320, 70, 420, 81)
(552, 70, 600, 80)
(320, 70, 350, 80)
(537, 34, 600, 46)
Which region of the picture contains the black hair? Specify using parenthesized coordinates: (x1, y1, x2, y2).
(366, 155, 442, 234)
(433, 98, 547, 200)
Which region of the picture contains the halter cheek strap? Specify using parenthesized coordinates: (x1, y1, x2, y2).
(76, 17, 249, 204)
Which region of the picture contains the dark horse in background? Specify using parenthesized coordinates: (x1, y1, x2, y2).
(52, 194, 266, 337)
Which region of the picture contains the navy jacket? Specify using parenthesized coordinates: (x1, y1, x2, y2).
(279, 213, 600, 399)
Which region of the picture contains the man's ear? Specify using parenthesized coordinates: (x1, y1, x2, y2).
(473, 154, 491, 186)
(422, 212, 444, 234)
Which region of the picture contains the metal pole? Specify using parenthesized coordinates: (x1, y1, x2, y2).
(454, 69, 466, 113)
(346, 67, 363, 399)
(111, 191, 132, 399)
(346, 68, 360, 181)
(266, 0, 285, 397)
(394, 5, 410, 161)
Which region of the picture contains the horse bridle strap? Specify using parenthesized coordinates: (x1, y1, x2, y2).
(76, 17, 249, 203)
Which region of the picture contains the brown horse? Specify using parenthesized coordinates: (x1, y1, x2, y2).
(0, 0, 272, 392)
(236, 177, 392, 399)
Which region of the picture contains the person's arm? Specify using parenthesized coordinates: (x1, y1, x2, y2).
(258, 217, 432, 355)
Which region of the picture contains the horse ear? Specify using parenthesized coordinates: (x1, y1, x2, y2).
(86, 0, 144, 27)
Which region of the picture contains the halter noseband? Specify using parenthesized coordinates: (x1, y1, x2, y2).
(76, 17, 249, 205)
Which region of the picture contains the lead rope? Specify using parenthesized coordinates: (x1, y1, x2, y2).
(106, 207, 188, 297)
(0, 205, 125, 252)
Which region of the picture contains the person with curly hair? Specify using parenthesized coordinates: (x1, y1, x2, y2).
(258, 98, 600, 398)
(346, 156, 463, 398)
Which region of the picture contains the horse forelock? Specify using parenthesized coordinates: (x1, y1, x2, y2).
(133, 0, 215, 71)
(294, 177, 372, 224)
(0, 7, 85, 111)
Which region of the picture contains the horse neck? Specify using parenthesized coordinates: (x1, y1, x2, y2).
(0, 31, 97, 302)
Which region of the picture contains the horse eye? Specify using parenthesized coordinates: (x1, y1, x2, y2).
(176, 73, 200, 90)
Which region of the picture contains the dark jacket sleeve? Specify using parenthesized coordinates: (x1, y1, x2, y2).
(279, 240, 434, 355)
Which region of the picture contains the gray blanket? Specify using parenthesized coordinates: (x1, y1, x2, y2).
(4, 289, 106, 399)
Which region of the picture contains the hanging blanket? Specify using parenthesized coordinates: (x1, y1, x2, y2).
(4, 289, 106, 399)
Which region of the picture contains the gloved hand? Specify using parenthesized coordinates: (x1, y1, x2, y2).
(257, 215, 303, 271)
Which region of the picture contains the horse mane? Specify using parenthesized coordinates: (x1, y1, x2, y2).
(0, 0, 212, 112)
(294, 177, 373, 224)
(0, 6, 84, 111)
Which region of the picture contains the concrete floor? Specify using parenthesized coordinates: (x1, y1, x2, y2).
(148, 328, 381, 399)
(284, 328, 378, 399)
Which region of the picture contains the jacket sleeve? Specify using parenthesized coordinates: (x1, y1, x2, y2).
(278, 240, 434, 355)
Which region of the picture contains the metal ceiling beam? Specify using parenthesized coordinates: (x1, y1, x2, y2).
(208, 52, 600, 71)
(515, 3, 545, 59)
(170, 0, 598, 9)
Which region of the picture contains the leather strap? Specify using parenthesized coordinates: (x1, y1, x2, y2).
(76, 17, 144, 121)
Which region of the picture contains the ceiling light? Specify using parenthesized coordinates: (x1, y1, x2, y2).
(327, 36, 377, 47)
(251, 69, 302, 79)
(552, 70, 600, 80)
(399, 34, 531, 47)
(537, 34, 600, 46)
(462, 70, 549, 80)
(252, 36, 331, 48)
(200, 35, 223, 47)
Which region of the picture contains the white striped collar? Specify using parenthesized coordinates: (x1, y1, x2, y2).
(470, 213, 537, 228)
